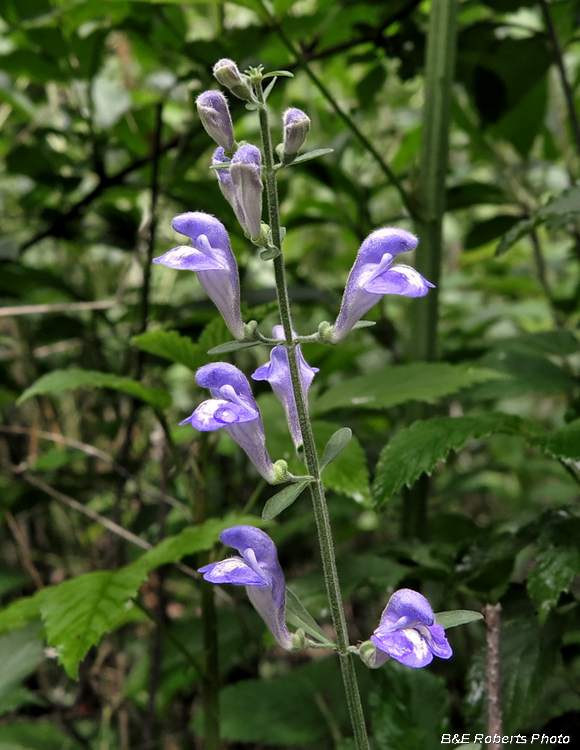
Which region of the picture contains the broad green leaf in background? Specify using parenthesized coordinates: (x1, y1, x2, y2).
(314, 421, 370, 503)
(372, 413, 530, 506)
(132, 329, 204, 371)
(532, 419, 580, 461)
(496, 184, 580, 256)
(0, 624, 45, 715)
(17, 369, 171, 409)
(310, 364, 504, 416)
(371, 661, 450, 750)
(0, 597, 41, 637)
(9, 515, 264, 678)
(527, 517, 580, 621)
(0, 721, 84, 750)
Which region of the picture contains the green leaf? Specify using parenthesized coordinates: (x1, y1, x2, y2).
(262, 69, 294, 78)
(467, 350, 575, 399)
(434, 610, 484, 630)
(371, 661, 449, 750)
(262, 481, 310, 521)
(0, 721, 84, 750)
(311, 363, 504, 416)
(464, 215, 521, 250)
(501, 617, 560, 732)
(17, 368, 171, 409)
(372, 413, 529, 506)
(527, 517, 580, 621)
(286, 148, 334, 166)
(284, 587, 334, 645)
(320, 427, 352, 469)
(132, 329, 203, 371)
(351, 320, 376, 330)
(496, 183, 580, 255)
(0, 625, 45, 713)
(34, 515, 263, 678)
(314, 421, 369, 503)
(530, 419, 580, 461)
(0, 597, 41, 637)
(207, 340, 261, 354)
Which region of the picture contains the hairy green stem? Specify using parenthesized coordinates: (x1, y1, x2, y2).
(255, 80, 370, 750)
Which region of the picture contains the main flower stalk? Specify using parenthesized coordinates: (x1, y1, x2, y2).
(254, 76, 370, 750)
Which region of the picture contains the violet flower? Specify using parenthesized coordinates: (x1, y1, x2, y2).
(199, 525, 293, 650)
(196, 90, 235, 152)
(230, 144, 263, 241)
(153, 212, 245, 340)
(212, 147, 246, 228)
(252, 326, 319, 449)
(370, 589, 452, 669)
(180, 363, 279, 483)
(282, 108, 310, 160)
(328, 228, 435, 343)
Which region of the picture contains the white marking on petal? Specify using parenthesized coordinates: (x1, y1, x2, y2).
(404, 628, 430, 661)
(390, 266, 426, 292)
(195, 399, 228, 427)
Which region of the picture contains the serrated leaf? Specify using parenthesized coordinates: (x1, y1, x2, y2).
(262, 481, 310, 520)
(373, 413, 530, 506)
(284, 587, 334, 645)
(496, 183, 580, 255)
(207, 340, 261, 354)
(0, 597, 41, 637)
(17, 368, 171, 409)
(34, 515, 263, 678)
(320, 427, 352, 469)
(311, 364, 504, 416)
(434, 610, 484, 630)
(287, 148, 334, 166)
(371, 661, 449, 750)
(132, 329, 203, 371)
(527, 517, 580, 621)
(530, 419, 580, 461)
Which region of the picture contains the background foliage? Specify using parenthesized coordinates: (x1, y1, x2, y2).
(1, 0, 579, 747)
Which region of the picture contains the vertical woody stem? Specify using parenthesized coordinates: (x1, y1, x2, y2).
(255, 82, 370, 750)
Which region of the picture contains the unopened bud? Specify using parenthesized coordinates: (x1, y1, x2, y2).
(196, 91, 235, 152)
(213, 58, 255, 102)
(212, 147, 246, 226)
(358, 640, 390, 669)
(272, 459, 290, 485)
(282, 108, 310, 160)
(230, 145, 263, 241)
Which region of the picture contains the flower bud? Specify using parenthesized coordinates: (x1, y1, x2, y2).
(358, 639, 390, 669)
(196, 90, 235, 152)
(212, 147, 246, 227)
(213, 58, 255, 102)
(282, 108, 310, 159)
(230, 144, 263, 241)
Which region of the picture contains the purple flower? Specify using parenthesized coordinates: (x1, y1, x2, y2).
(212, 147, 246, 228)
(181, 363, 278, 483)
(230, 145, 263, 241)
(252, 326, 319, 449)
(370, 589, 452, 669)
(153, 212, 245, 340)
(282, 108, 310, 159)
(199, 525, 293, 650)
(196, 90, 235, 152)
(329, 228, 435, 343)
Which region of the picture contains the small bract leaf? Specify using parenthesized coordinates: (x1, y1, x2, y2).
(262, 481, 310, 521)
(207, 340, 261, 355)
(263, 77, 277, 100)
(259, 246, 280, 261)
(352, 320, 376, 330)
(286, 148, 334, 166)
(285, 587, 335, 645)
(263, 70, 294, 78)
(320, 427, 352, 469)
(434, 610, 483, 630)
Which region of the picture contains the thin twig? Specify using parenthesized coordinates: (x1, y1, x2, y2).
(0, 423, 190, 517)
(0, 301, 116, 317)
(540, 0, 580, 159)
(485, 603, 503, 749)
(4, 509, 45, 590)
